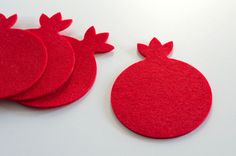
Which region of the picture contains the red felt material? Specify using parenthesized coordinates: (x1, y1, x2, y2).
(0, 14, 47, 99)
(111, 38, 212, 139)
(20, 26, 114, 108)
(11, 13, 75, 101)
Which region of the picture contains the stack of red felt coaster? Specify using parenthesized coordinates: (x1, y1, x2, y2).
(0, 12, 114, 108)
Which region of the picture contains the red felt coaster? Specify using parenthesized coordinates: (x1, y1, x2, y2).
(0, 14, 47, 99)
(111, 38, 212, 139)
(11, 13, 75, 101)
(20, 26, 114, 108)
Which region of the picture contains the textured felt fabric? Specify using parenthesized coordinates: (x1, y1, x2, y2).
(111, 38, 212, 139)
(11, 13, 75, 101)
(20, 26, 114, 108)
(0, 14, 47, 99)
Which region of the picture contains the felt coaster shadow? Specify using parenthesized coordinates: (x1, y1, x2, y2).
(0, 14, 47, 99)
(11, 13, 75, 101)
(111, 37, 212, 139)
(20, 26, 114, 108)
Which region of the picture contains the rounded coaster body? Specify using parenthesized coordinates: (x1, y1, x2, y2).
(11, 13, 75, 101)
(0, 15, 47, 99)
(19, 27, 114, 108)
(111, 38, 212, 139)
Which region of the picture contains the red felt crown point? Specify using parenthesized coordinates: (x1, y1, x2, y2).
(137, 37, 173, 58)
(39, 12, 72, 32)
(0, 14, 17, 30)
(82, 26, 114, 53)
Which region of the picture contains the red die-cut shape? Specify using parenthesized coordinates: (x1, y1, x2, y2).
(111, 37, 212, 139)
(20, 26, 114, 108)
(0, 14, 47, 99)
(11, 13, 75, 101)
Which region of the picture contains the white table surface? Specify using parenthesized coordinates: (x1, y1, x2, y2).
(0, 0, 235, 155)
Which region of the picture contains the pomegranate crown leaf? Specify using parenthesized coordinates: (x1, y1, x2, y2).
(0, 14, 17, 30)
(137, 37, 173, 58)
(82, 26, 114, 53)
(39, 12, 72, 32)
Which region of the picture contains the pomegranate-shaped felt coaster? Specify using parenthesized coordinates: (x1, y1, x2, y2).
(0, 14, 47, 99)
(20, 26, 114, 108)
(11, 13, 75, 101)
(111, 37, 212, 139)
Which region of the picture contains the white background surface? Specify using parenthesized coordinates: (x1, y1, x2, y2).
(0, 0, 236, 155)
